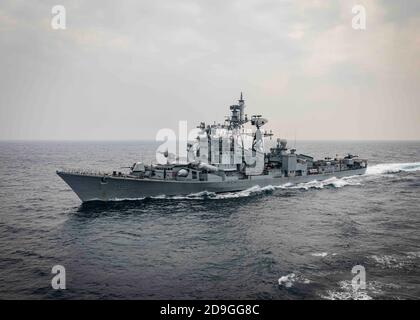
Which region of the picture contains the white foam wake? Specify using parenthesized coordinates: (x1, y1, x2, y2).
(288, 176, 361, 190)
(108, 162, 420, 201)
(366, 162, 420, 175)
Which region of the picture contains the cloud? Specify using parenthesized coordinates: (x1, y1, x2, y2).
(0, 10, 17, 30)
(0, 0, 419, 140)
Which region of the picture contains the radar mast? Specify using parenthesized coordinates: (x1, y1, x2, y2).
(229, 92, 247, 128)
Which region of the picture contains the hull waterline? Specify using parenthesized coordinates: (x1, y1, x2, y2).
(57, 168, 367, 202)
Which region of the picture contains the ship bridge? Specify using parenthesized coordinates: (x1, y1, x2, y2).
(188, 93, 268, 175)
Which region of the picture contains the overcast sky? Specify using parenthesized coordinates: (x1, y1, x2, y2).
(0, 0, 419, 140)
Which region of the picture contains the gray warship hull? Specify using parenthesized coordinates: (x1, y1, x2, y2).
(57, 94, 369, 202)
(57, 168, 367, 202)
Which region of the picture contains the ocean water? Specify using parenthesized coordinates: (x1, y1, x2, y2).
(0, 140, 419, 300)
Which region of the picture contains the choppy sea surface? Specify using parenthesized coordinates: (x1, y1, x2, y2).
(0, 140, 419, 300)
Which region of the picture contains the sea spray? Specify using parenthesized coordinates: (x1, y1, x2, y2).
(107, 162, 420, 201)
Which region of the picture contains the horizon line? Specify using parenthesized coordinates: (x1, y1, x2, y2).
(1, 138, 420, 142)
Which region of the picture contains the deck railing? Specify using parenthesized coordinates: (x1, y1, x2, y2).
(57, 168, 111, 176)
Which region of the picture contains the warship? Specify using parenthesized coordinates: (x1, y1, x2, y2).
(57, 94, 367, 202)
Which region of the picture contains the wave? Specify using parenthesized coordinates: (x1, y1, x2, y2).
(366, 162, 420, 175)
(321, 280, 374, 300)
(311, 252, 331, 257)
(146, 176, 362, 201)
(278, 273, 311, 288)
(105, 162, 420, 201)
(288, 176, 361, 190)
(321, 279, 405, 300)
(369, 252, 419, 269)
